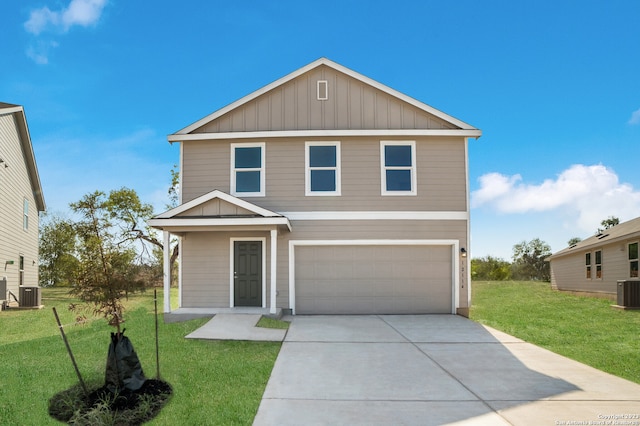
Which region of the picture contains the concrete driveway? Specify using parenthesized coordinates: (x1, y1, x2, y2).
(254, 315, 640, 425)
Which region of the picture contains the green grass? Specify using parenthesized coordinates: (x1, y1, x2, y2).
(471, 280, 640, 384)
(256, 316, 290, 330)
(0, 288, 281, 425)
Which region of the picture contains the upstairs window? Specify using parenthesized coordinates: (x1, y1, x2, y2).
(629, 242, 638, 278)
(595, 250, 603, 279)
(380, 141, 416, 195)
(231, 143, 265, 197)
(306, 142, 340, 196)
(585, 252, 592, 279)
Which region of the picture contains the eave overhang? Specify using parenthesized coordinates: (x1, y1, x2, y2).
(168, 128, 482, 143)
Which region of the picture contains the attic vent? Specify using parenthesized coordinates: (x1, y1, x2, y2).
(597, 233, 610, 240)
(317, 80, 328, 100)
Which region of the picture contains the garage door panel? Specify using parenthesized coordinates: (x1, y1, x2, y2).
(296, 245, 452, 314)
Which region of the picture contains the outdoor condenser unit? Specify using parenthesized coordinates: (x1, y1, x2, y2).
(19, 286, 41, 308)
(617, 280, 640, 308)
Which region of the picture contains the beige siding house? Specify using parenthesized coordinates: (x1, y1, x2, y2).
(149, 58, 481, 318)
(548, 217, 640, 297)
(0, 103, 46, 305)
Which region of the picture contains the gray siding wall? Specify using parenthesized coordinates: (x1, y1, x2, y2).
(0, 113, 40, 297)
(178, 220, 468, 310)
(550, 239, 638, 294)
(181, 136, 468, 212)
(194, 65, 457, 133)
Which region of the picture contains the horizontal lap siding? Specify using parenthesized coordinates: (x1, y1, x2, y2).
(0, 113, 39, 293)
(275, 220, 468, 309)
(551, 241, 636, 294)
(181, 136, 467, 212)
(180, 231, 273, 308)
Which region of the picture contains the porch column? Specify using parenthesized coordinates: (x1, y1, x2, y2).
(163, 230, 171, 313)
(270, 229, 278, 314)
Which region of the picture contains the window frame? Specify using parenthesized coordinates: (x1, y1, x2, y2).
(380, 140, 417, 196)
(23, 199, 29, 231)
(629, 242, 638, 278)
(230, 142, 266, 197)
(585, 252, 592, 279)
(305, 141, 341, 196)
(595, 249, 603, 279)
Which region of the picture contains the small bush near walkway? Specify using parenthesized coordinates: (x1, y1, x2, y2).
(471, 281, 640, 384)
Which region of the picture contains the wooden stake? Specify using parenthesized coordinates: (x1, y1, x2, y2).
(53, 307, 88, 396)
(154, 289, 160, 379)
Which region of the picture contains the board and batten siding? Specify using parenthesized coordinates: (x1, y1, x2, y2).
(0, 113, 40, 295)
(181, 136, 468, 213)
(193, 65, 458, 134)
(551, 240, 637, 295)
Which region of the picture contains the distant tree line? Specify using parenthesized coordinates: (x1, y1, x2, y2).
(472, 238, 552, 282)
(472, 216, 621, 282)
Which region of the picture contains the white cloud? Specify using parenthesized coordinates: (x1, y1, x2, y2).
(24, 0, 107, 35)
(629, 108, 640, 125)
(25, 40, 59, 64)
(471, 164, 640, 233)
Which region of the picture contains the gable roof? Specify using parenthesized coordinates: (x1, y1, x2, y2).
(148, 190, 291, 232)
(548, 216, 640, 260)
(168, 57, 481, 141)
(0, 103, 46, 212)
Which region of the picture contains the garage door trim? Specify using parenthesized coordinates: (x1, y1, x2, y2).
(289, 239, 460, 314)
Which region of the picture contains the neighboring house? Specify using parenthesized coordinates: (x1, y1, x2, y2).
(149, 58, 481, 317)
(548, 217, 640, 297)
(0, 103, 46, 304)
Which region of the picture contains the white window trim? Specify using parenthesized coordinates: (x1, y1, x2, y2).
(230, 142, 265, 197)
(23, 198, 29, 231)
(305, 141, 341, 196)
(595, 250, 603, 280)
(317, 80, 328, 100)
(380, 140, 417, 196)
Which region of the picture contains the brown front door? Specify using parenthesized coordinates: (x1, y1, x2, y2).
(234, 241, 262, 307)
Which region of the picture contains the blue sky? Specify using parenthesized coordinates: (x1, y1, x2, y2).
(2, 0, 639, 260)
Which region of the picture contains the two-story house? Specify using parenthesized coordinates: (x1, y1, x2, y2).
(0, 103, 46, 306)
(149, 58, 481, 318)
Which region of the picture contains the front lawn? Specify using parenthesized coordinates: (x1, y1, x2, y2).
(471, 280, 640, 384)
(0, 288, 281, 425)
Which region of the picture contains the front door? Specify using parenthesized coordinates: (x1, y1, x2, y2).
(234, 241, 262, 307)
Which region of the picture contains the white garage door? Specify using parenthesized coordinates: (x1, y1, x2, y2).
(295, 245, 453, 314)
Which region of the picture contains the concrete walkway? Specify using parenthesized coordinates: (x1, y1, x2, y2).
(185, 314, 287, 341)
(253, 315, 640, 426)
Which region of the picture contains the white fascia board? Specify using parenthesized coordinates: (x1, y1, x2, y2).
(155, 189, 281, 219)
(168, 129, 482, 142)
(279, 211, 469, 221)
(148, 216, 291, 230)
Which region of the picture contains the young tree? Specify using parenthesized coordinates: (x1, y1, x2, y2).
(105, 187, 179, 286)
(69, 191, 145, 331)
(511, 238, 552, 281)
(39, 214, 79, 287)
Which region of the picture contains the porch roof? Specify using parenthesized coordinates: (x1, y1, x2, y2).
(147, 189, 292, 233)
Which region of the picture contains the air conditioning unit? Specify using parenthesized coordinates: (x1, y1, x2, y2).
(617, 280, 640, 308)
(19, 286, 41, 308)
